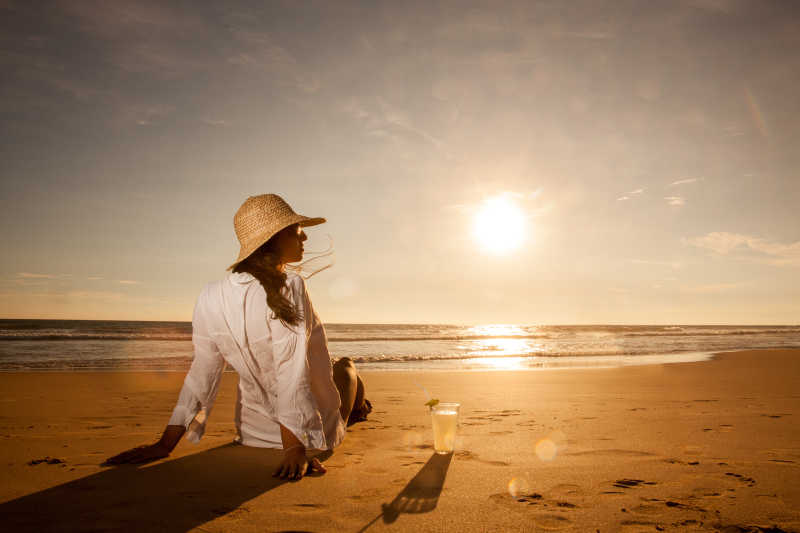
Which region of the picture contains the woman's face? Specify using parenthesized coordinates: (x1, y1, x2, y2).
(273, 224, 307, 264)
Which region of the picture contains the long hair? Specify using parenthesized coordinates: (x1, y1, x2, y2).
(232, 238, 301, 326)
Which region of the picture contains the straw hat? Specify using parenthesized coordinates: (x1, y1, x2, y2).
(228, 194, 325, 270)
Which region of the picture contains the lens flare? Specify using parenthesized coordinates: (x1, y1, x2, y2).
(535, 439, 557, 461)
(508, 477, 531, 498)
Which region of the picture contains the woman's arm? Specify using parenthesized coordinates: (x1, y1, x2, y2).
(104, 285, 224, 465)
(272, 423, 326, 480)
(269, 276, 329, 480)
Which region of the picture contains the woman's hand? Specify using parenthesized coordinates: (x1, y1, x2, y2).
(272, 447, 327, 480)
(103, 425, 184, 466)
(103, 442, 170, 466)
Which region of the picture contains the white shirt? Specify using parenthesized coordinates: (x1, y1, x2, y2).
(168, 271, 346, 450)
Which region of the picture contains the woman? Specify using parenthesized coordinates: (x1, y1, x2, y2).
(105, 194, 370, 481)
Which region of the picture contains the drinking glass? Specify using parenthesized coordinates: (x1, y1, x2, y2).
(430, 402, 460, 454)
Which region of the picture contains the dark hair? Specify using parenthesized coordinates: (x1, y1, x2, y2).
(232, 228, 301, 326)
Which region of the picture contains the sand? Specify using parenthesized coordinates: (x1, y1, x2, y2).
(0, 348, 798, 532)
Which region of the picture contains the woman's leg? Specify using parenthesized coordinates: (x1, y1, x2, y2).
(333, 357, 370, 425)
(332, 357, 358, 422)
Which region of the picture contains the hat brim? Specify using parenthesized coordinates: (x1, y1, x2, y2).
(227, 215, 326, 270)
(298, 216, 326, 228)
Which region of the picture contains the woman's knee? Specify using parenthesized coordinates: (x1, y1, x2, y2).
(333, 357, 356, 381)
(333, 357, 355, 371)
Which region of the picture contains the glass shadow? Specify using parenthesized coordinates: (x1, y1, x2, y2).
(358, 452, 453, 532)
(1, 443, 330, 532)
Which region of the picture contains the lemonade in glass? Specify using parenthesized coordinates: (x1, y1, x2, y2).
(430, 402, 460, 454)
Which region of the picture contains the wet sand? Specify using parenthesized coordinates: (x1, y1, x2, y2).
(0, 348, 798, 532)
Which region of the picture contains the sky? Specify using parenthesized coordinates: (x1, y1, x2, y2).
(1, 0, 799, 324)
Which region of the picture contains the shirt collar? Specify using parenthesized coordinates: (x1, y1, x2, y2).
(229, 272, 256, 284)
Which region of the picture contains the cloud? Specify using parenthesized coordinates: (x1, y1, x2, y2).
(668, 178, 700, 186)
(340, 97, 447, 156)
(65, 290, 125, 300)
(226, 29, 320, 94)
(617, 189, 643, 201)
(17, 272, 57, 279)
(680, 282, 747, 294)
(686, 232, 800, 266)
(87, 276, 103, 280)
(118, 280, 140, 285)
(630, 259, 683, 270)
(664, 196, 685, 206)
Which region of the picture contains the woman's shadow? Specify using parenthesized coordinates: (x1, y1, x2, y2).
(1, 443, 330, 533)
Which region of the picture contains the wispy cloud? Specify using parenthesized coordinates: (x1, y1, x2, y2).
(680, 282, 747, 294)
(630, 259, 683, 270)
(227, 29, 320, 95)
(118, 280, 140, 285)
(341, 97, 447, 156)
(686, 232, 800, 266)
(664, 196, 685, 206)
(87, 276, 103, 280)
(617, 188, 644, 201)
(65, 290, 125, 300)
(17, 272, 58, 279)
(668, 177, 700, 187)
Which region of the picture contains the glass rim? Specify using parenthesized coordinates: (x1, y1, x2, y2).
(432, 402, 460, 408)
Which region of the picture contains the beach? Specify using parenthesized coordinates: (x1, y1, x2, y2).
(1, 348, 798, 532)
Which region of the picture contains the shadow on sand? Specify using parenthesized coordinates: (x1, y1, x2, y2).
(1, 443, 331, 533)
(358, 452, 453, 532)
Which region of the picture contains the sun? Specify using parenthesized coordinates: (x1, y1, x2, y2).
(472, 194, 526, 254)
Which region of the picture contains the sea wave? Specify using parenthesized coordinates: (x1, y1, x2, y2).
(2, 328, 798, 342)
(0, 350, 700, 371)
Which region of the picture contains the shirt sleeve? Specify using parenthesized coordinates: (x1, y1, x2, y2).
(168, 285, 226, 443)
(267, 275, 327, 450)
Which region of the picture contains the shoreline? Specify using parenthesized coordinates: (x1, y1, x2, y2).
(1, 348, 798, 532)
(3, 347, 798, 373)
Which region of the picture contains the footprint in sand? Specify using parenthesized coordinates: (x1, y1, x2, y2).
(725, 472, 756, 487)
(455, 450, 509, 466)
(348, 488, 384, 501)
(489, 492, 577, 529)
(620, 519, 663, 532)
(664, 500, 707, 512)
(548, 483, 587, 499)
(532, 514, 573, 531)
(629, 503, 662, 516)
(286, 503, 329, 514)
(566, 449, 654, 458)
(608, 479, 658, 490)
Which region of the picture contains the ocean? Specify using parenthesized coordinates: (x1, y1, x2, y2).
(0, 320, 798, 372)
